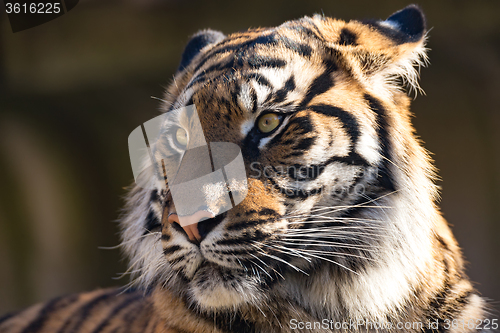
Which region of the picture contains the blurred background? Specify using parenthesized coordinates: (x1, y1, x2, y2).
(0, 0, 499, 315)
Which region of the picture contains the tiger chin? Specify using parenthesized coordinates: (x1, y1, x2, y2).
(0, 5, 492, 333)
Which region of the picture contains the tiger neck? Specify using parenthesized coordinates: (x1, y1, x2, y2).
(265, 192, 441, 329)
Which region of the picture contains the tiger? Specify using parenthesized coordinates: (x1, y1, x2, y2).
(0, 4, 492, 333)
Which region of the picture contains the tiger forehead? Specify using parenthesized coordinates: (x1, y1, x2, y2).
(176, 15, 408, 143)
(185, 31, 333, 111)
(169, 12, 420, 116)
(182, 20, 389, 109)
(184, 22, 334, 93)
(188, 16, 402, 80)
(192, 24, 321, 72)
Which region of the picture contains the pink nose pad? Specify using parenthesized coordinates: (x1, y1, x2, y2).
(167, 211, 215, 243)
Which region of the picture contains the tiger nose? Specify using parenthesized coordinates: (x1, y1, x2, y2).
(167, 211, 215, 243)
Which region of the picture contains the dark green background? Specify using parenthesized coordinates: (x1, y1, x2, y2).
(0, 0, 499, 314)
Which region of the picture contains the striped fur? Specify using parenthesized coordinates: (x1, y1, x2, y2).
(1, 5, 491, 333)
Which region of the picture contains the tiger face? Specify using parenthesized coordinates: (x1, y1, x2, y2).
(122, 5, 430, 314)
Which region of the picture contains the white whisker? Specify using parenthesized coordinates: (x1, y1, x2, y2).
(250, 243, 309, 275)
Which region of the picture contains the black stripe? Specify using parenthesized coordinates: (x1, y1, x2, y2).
(278, 103, 369, 177)
(287, 25, 318, 38)
(197, 59, 235, 81)
(226, 219, 270, 231)
(272, 75, 296, 103)
(268, 115, 313, 148)
(216, 237, 248, 246)
(143, 209, 160, 235)
(258, 208, 278, 216)
(299, 59, 337, 108)
(185, 72, 207, 90)
(247, 56, 287, 69)
(307, 104, 360, 144)
(250, 88, 258, 113)
(453, 289, 472, 308)
(278, 35, 312, 57)
(193, 34, 278, 73)
(300, 17, 325, 40)
(215, 231, 269, 245)
(186, 59, 240, 90)
(338, 28, 358, 46)
(283, 152, 369, 183)
(287, 115, 314, 134)
(90, 295, 142, 333)
(188, 55, 285, 91)
(293, 102, 369, 176)
(230, 82, 242, 110)
(245, 73, 272, 88)
(326, 152, 370, 167)
(57, 290, 118, 333)
(286, 20, 324, 41)
(163, 245, 182, 255)
(243, 209, 257, 216)
(193, 32, 311, 74)
(212, 248, 258, 256)
(293, 137, 315, 151)
(149, 190, 159, 203)
(435, 235, 450, 252)
(21, 295, 80, 333)
(364, 94, 395, 191)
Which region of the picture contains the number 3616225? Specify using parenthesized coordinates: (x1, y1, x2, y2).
(5, 2, 62, 14)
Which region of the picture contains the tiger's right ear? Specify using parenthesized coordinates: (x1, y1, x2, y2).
(177, 29, 226, 73)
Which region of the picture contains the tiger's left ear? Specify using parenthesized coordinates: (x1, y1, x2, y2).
(359, 5, 427, 92)
(318, 5, 427, 92)
(375, 5, 426, 45)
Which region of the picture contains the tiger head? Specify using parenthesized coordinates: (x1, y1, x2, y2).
(121, 5, 437, 318)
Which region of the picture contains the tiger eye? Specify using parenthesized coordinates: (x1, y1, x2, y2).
(257, 113, 280, 133)
(175, 128, 188, 148)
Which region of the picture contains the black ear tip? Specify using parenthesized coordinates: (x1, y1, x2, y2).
(178, 29, 226, 72)
(386, 4, 426, 40)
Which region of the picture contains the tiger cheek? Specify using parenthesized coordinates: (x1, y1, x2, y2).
(245, 179, 284, 209)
